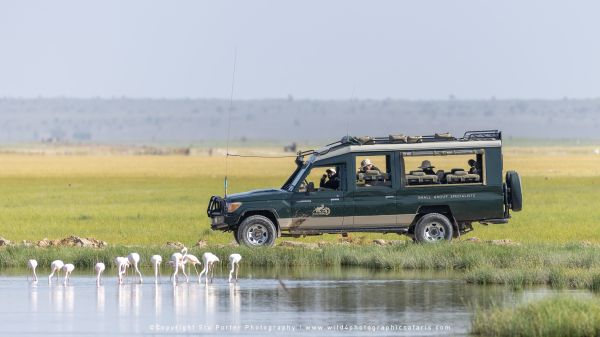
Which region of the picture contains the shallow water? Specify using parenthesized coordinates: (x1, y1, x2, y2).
(0, 267, 590, 336)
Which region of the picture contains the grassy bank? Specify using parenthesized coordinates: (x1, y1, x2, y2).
(472, 296, 600, 337)
(3, 242, 600, 280)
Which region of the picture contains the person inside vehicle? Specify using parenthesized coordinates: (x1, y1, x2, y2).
(320, 168, 340, 190)
(418, 160, 436, 175)
(358, 159, 381, 174)
(468, 159, 481, 175)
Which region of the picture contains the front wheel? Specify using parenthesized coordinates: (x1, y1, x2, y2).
(237, 215, 277, 247)
(414, 213, 453, 243)
(233, 228, 241, 245)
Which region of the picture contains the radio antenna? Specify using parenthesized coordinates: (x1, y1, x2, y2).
(224, 47, 237, 198)
(347, 85, 356, 139)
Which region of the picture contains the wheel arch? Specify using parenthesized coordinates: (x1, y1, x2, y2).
(410, 205, 459, 238)
(238, 209, 281, 237)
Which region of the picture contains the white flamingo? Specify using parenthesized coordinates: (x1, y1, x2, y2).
(48, 260, 64, 284)
(115, 257, 129, 284)
(127, 252, 143, 283)
(169, 247, 188, 285)
(27, 259, 38, 282)
(182, 253, 202, 283)
(150, 255, 162, 284)
(228, 254, 242, 283)
(199, 252, 220, 284)
(62, 264, 75, 285)
(95, 262, 105, 285)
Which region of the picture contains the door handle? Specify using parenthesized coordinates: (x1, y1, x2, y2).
(297, 200, 312, 203)
(330, 198, 340, 201)
(385, 196, 395, 199)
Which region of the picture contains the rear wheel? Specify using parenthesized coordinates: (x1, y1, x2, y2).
(237, 215, 277, 247)
(414, 213, 453, 243)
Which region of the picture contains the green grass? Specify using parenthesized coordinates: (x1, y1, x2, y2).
(0, 241, 599, 271)
(0, 175, 599, 246)
(7, 241, 600, 291)
(472, 296, 600, 337)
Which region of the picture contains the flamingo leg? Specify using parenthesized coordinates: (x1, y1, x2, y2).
(182, 263, 188, 283)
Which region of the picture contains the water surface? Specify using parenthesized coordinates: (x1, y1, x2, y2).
(0, 267, 588, 336)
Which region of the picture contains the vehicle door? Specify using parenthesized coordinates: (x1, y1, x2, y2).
(290, 163, 351, 231)
(350, 152, 399, 229)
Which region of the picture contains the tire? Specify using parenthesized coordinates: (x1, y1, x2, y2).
(233, 228, 241, 245)
(414, 213, 453, 243)
(237, 215, 277, 247)
(505, 171, 523, 211)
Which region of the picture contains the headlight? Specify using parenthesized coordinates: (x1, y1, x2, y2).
(226, 202, 242, 213)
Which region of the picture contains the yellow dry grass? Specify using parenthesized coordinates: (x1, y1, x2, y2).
(0, 146, 597, 245)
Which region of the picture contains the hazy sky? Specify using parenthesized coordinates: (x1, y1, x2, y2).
(1, 1, 599, 99)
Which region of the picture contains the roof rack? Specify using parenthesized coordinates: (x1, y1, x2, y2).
(297, 130, 501, 158)
(462, 130, 502, 141)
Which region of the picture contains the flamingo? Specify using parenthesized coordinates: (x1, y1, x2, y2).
(48, 260, 64, 284)
(95, 262, 105, 285)
(228, 254, 242, 283)
(115, 256, 129, 284)
(199, 252, 220, 284)
(127, 252, 143, 283)
(27, 259, 38, 282)
(169, 247, 188, 285)
(182, 254, 202, 283)
(150, 255, 162, 284)
(62, 264, 75, 285)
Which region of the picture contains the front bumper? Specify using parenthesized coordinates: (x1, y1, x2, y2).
(207, 196, 238, 230)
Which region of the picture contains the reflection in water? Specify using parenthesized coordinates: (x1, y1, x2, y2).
(118, 284, 129, 315)
(172, 285, 185, 318)
(29, 283, 38, 312)
(131, 284, 141, 317)
(153, 284, 161, 316)
(229, 283, 240, 327)
(64, 285, 74, 313)
(50, 284, 63, 312)
(204, 284, 217, 328)
(96, 285, 105, 313)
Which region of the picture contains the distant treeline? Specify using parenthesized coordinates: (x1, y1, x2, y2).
(0, 98, 598, 144)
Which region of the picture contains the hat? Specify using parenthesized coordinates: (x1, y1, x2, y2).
(360, 159, 372, 168)
(418, 160, 435, 169)
(326, 168, 336, 174)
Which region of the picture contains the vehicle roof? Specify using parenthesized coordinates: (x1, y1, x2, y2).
(314, 140, 501, 161)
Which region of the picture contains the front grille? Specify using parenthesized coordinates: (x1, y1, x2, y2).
(207, 196, 226, 217)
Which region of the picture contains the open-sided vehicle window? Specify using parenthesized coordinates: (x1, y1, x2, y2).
(355, 155, 392, 188)
(403, 150, 484, 186)
(297, 164, 345, 192)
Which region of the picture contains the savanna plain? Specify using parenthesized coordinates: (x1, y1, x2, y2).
(1, 145, 600, 336)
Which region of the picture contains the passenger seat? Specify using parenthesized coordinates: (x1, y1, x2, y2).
(446, 169, 481, 184)
(406, 169, 438, 185)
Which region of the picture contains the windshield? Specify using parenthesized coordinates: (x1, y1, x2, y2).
(281, 154, 316, 191)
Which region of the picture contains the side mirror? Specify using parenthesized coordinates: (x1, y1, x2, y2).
(306, 182, 315, 194)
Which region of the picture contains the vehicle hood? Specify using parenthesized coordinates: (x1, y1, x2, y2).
(225, 189, 290, 202)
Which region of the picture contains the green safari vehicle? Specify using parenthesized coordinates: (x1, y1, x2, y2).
(207, 130, 522, 247)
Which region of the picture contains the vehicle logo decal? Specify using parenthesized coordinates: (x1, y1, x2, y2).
(312, 204, 331, 216)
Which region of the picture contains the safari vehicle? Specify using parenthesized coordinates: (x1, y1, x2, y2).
(207, 130, 522, 247)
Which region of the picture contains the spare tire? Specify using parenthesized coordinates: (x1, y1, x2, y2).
(505, 171, 522, 211)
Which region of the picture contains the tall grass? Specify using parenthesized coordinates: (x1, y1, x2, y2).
(472, 296, 600, 337)
(3, 242, 600, 281)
